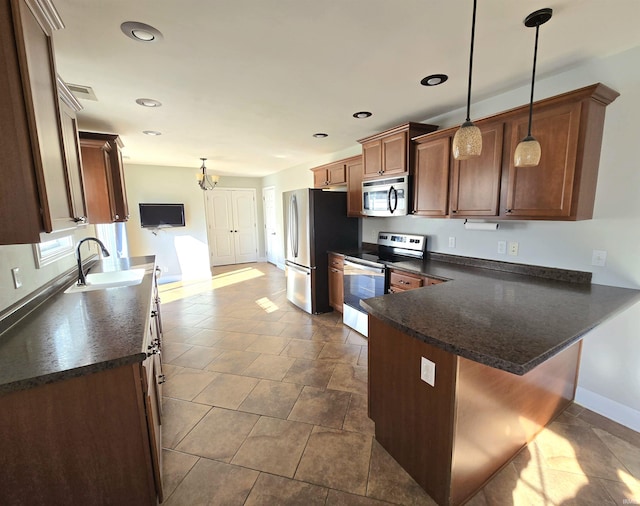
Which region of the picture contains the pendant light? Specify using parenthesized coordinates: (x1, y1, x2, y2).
(452, 0, 482, 160)
(514, 8, 553, 167)
(197, 158, 219, 190)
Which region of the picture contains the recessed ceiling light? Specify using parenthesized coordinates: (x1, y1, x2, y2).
(143, 130, 162, 136)
(313, 133, 328, 138)
(136, 98, 162, 107)
(353, 111, 372, 119)
(120, 22, 163, 42)
(420, 74, 449, 86)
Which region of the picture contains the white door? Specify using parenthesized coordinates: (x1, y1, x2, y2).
(262, 186, 277, 265)
(205, 189, 258, 266)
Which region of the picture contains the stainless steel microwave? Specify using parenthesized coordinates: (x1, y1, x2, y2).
(362, 175, 408, 217)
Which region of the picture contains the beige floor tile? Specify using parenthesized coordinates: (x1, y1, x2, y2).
(535, 423, 625, 481)
(161, 449, 199, 499)
(162, 312, 211, 328)
(367, 439, 436, 505)
(245, 335, 290, 355)
(163, 458, 258, 506)
(167, 345, 224, 369)
(318, 342, 362, 364)
(238, 379, 303, 418)
(357, 346, 368, 367)
(161, 397, 211, 449)
(163, 367, 218, 401)
(162, 326, 204, 343)
(288, 386, 351, 429)
(162, 363, 183, 379)
(327, 363, 368, 395)
(231, 416, 313, 477)
(217, 319, 262, 333)
(295, 426, 372, 495)
(346, 331, 369, 346)
(183, 328, 226, 347)
(175, 407, 259, 462)
(593, 427, 640, 478)
(279, 324, 316, 340)
(578, 408, 640, 448)
(343, 393, 375, 435)
(244, 473, 328, 506)
(313, 312, 342, 326)
(249, 321, 288, 336)
(213, 332, 260, 351)
(278, 312, 315, 325)
(282, 358, 336, 388)
(192, 373, 259, 409)
(564, 402, 585, 417)
(162, 342, 193, 363)
(280, 339, 325, 359)
(241, 354, 296, 381)
(554, 409, 592, 427)
(599, 475, 640, 505)
(206, 349, 260, 374)
(464, 490, 489, 506)
(325, 490, 395, 505)
(312, 325, 350, 343)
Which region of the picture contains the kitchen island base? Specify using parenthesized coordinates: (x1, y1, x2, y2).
(368, 315, 581, 506)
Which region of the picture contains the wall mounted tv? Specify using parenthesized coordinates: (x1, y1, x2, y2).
(139, 203, 185, 228)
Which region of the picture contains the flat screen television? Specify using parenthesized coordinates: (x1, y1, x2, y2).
(139, 203, 185, 228)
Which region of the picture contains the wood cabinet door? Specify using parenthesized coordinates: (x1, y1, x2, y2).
(312, 167, 327, 188)
(110, 146, 129, 221)
(142, 357, 164, 503)
(328, 266, 344, 312)
(504, 102, 581, 218)
(59, 99, 87, 224)
(362, 140, 382, 178)
(413, 136, 450, 217)
(80, 138, 113, 223)
(450, 122, 503, 217)
(382, 132, 407, 175)
(346, 156, 364, 217)
(327, 163, 346, 185)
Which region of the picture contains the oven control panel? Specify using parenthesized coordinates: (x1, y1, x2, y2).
(378, 232, 426, 252)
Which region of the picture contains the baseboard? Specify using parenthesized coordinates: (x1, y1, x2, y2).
(574, 387, 640, 431)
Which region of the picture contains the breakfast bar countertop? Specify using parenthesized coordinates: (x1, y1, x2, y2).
(360, 255, 640, 375)
(0, 256, 157, 395)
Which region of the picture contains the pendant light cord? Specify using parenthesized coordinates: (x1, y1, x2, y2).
(526, 23, 540, 137)
(465, 0, 478, 122)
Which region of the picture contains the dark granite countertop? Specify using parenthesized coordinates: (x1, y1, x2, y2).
(0, 256, 156, 395)
(337, 251, 640, 375)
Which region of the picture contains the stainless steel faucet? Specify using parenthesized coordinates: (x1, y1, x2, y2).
(76, 237, 110, 286)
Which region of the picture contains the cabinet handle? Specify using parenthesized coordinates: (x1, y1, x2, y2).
(73, 216, 86, 223)
(451, 210, 457, 214)
(114, 214, 120, 220)
(151, 310, 157, 318)
(505, 209, 512, 214)
(157, 374, 166, 384)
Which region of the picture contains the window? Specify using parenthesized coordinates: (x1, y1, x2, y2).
(33, 235, 75, 268)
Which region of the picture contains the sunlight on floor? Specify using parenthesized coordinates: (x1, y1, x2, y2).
(158, 267, 264, 303)
(255, 297, 279, 313)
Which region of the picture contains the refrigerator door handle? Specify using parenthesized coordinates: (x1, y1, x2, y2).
(285, 260, 312, 275)
(291, 195, 299, 258)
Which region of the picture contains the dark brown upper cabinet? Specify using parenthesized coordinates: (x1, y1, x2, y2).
(311, 160, 347, 188)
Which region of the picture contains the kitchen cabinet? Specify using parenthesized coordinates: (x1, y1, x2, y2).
(311, 160, 347, 188)
(358, 122, 438, 180)
(0, 280, 164, 505)
(0, 0, 90, 244)
(500, 84, 618, 220)
(328, 253, 345, 312)
(346, 155, 364, 217)
(412, 132, 451, 217)
(79, 131, 130, 223)
(389, 269, 445, 293)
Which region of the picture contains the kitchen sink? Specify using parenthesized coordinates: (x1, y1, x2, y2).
(64, 268, 146, 293)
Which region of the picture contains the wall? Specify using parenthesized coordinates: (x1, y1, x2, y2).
(123, 164, 264, 283)
(0, 226, 97, 312)
(262, 144, 362, 268)
(359, 45, 640, 429)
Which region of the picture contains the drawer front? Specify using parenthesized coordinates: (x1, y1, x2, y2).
(329, 254, 344, 270)
(390, 271, 423, 290)
(426, 277, 445, 285)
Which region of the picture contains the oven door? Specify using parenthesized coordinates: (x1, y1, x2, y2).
(343, 258, 386, 337)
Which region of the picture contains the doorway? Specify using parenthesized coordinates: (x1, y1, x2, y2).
(262, 186, 277, 265)
(204, 188, 258, 266)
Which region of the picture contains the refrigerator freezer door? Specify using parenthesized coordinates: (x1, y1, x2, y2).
(284, 189, 311, 267)
(285, 260, 313, 313)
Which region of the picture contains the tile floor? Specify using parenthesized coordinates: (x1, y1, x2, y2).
(158, 262, 640, 505)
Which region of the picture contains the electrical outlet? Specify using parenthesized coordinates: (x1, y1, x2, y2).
(448, 236, 456, 248)
(497, 241, 507, 255)
(420, 357, 436, 386)
(11, 267, 22, 289)
(508, 241, 519, 256)
(591, 250, 607, 266)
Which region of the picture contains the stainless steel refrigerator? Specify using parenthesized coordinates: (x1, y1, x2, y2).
(283, 188, 359, 314)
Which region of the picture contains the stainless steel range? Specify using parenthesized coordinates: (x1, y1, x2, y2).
(343, 232, 427, 336)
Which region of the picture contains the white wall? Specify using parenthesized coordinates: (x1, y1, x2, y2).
(123, 164, 264, 283)
(359, 45, 640, 429)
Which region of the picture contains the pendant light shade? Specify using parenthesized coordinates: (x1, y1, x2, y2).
(453, 0, 482, 160)
(514, 8, 552, 168)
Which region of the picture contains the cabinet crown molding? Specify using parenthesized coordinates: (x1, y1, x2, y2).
(23, 0, 64, 34)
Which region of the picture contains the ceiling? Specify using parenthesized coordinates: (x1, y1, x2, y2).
(51, 0, 640, 177)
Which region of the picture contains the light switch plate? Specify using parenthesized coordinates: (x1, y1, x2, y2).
(448, 236, 456, 248)
(591, 250, 607, 266)
(421, 357, 436, 386)
(497, 241, 507, 254)
(11, 267, 22, 289)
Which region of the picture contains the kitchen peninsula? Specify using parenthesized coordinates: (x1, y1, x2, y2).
(361, 255, 640, 506)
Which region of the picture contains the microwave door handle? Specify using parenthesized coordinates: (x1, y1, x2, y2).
(389, 186, 398, 214)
